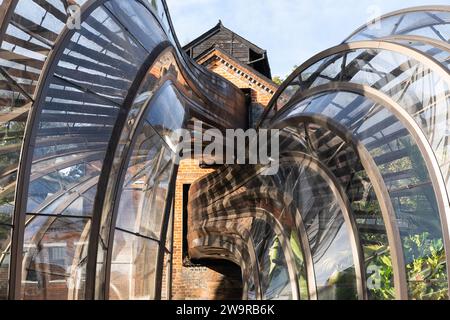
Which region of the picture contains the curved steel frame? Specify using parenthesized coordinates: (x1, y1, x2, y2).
(344, 5, 450, 43)
(190, 149, 368, 299)
(1, 1, 450, 301)
(273, 114, 408, 299)
(271, 81, 450, 299)
(258, 40, 450, 128)
(379, 34, 450, 54)
(6, 0, 246, 300)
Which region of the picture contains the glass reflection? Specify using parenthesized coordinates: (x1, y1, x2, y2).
(346, 10, 450, 43)
(109, 230, 158, 300)
(280, 91, 448, 299)
(0, 225, 11, 299)
(21, 215, 90, 300)
(250, 219, 291, 300)
(274, 47, 450, 211)
(108, 82, 183, 299)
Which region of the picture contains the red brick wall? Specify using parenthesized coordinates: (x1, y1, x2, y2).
(204, 57, 276, 107)
(171, 159, 243, 300)
(171, 57, 277, 299)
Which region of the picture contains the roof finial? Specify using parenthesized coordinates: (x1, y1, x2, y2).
(218, 19, 223, 27)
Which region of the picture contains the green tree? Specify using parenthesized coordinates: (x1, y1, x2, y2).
(272, 76, 283, 86)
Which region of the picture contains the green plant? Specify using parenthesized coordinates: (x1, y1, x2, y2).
(365, 232, 448, 300)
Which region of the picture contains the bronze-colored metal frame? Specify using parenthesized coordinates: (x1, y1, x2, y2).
(272, 82, 450, 299)
(5, 0, 246, 300)
(2, 0, 450, 301)
(344, 5, 450, 43)
(258, 40, 450, 128)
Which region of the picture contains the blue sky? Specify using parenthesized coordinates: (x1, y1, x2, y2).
(166, 0, 444, 78)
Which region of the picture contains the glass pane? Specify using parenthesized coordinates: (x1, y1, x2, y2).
(104, 0, 166, 52)
(116, 132, 174, 240)
(27, 158, 103, 214)
(0, 224, 11, 299)
(287, 164, 357, 300)
(347, 11, 450, 43)
(250, 219, 292, 300)
(287, 48, 450, 198)
(56, 4, 148, 105)
(146, 84, 186, 152)
(109, 230, 158, 300)
(294, 91, 449, 299)
(21, 215, 90, 300)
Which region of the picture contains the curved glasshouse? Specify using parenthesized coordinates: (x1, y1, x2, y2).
(190, 5, 450, 300)
(0, 0, 450, 300)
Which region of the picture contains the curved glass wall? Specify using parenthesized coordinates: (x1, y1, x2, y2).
(189, 156, 362, 300)
(18, 0, 166, 300)
(109, 83, 184, 300)
(345, 7, 450, 43)
(272, 47, 450, 182)
(2, 1, 450, 301)
(275, 90, 448, 299)
(192, 5, 450, 301)
(0, 0, 86, 298)
(0, 0, 246, 300)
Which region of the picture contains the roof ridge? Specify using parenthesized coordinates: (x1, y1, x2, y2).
(182, 21, 266, 54)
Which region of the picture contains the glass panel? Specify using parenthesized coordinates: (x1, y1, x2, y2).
(27, 158, 103, 214)
(21, 215, 90, 300)
(347, 11, 450, 43)
(116, 131, 174, 240)
(14, 0, 65, 43)
(93, 49, 189, 298)
(104, 0, 166, 52)
(0, 72, 29, 222)
(294, 91, 448, 299)
(0, 224, 11, 299)
(146, 84, 187, 152)
(250, 219, 292, 300)
(109, 230, 158, 300)
(281, 48, 450, 196)
(56, 5, 148, 105)
(387, 39, 450, 70)
(286, 164, 357, 300)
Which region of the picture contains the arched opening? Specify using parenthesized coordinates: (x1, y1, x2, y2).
(187, 259, 243, 300)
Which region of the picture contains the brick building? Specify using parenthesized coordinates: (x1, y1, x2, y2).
(171, 22, 278, 300)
